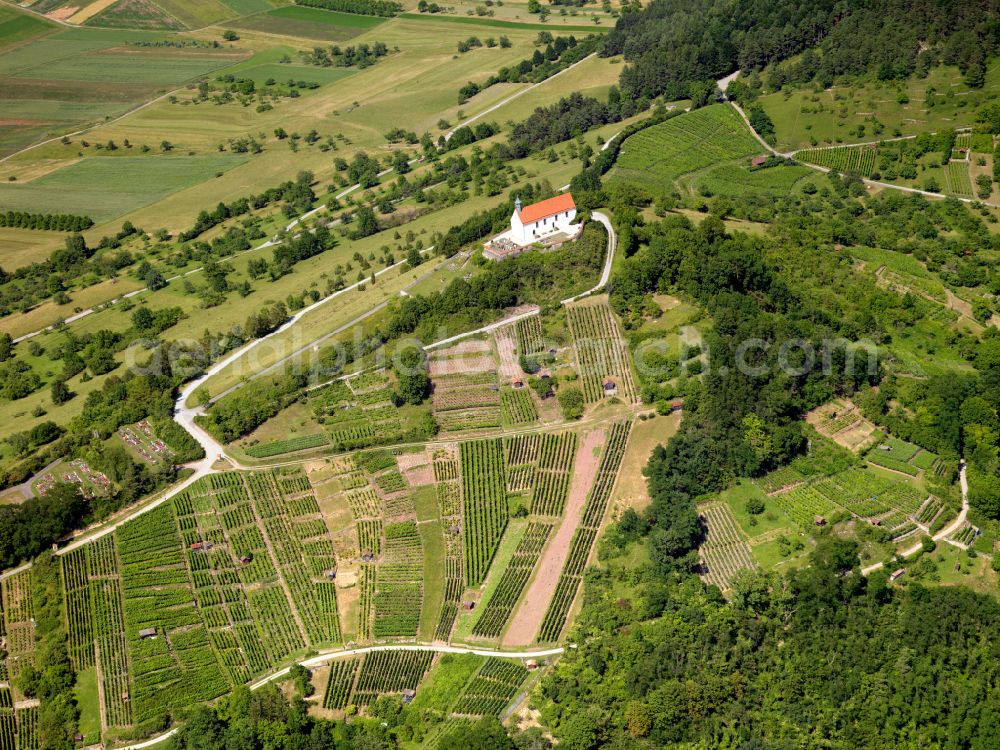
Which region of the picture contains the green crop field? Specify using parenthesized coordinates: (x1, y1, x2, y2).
(0, 6, 54, 52)
(86, 0, 187, 31)
(610, 104, 762, 193)
(0, 154, 249, 223)
(232, 6, 386, 41)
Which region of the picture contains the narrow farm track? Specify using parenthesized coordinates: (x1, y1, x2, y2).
(861, 462, 969, 576)
(444, 54, 596, 142)
(728, 101, 999, 208)
(117, 644, 566, 750)
(560, 211, 615, 304)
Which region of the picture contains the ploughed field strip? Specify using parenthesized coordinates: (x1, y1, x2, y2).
(472, 523, 553, 639)
(697, 504, 756, 591)
(537, 420, 631, 642)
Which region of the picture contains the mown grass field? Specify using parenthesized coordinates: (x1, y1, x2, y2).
(0, 154, 250, 222)
(757, 60, 1000, 152)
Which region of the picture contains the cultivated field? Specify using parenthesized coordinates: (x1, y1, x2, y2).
(609, 104, 762, 193)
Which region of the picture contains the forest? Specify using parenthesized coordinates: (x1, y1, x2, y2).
(604, 0, 1000, 99)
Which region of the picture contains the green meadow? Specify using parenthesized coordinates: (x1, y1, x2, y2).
(0, 154, 249, 222)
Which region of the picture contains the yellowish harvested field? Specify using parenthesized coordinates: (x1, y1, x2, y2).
(0, 227, 65, 272)
(67, 0, 119, 24)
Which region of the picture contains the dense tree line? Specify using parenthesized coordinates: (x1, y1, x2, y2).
(179, 172, 316, 242)
(603, 0, 1000, 100)
(508, 89, 650, 158)
(301, 41, 390, 68)
(295, 0, 402, 16)
(0, 211, 93, 232)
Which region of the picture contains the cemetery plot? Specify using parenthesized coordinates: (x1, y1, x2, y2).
(450, 658, 529, 717)
(460, 438, 509, 586)
(245, 469, 341, 645)
(698, 504, 757, 591)
(115, 505, 230, 727)
(566, 302, 638, 404)
(349, 650, 434, 707)
(117, 420, 174, 466)
(374, 521, 424, 638)
(537, 420, 631, 642)
(32, 459, 110, 498)
(472, 523, 553, 639)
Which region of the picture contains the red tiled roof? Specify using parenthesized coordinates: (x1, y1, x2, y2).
(517, 193, 576, 224)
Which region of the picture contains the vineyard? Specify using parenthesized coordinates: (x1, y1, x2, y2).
(434, 448, 465, 641)
(698, 504, 757, 590)
(460, 439, 509, 586)
(472, 523, 552, 639)
(612, 104, 761, 191)
(451, 657, 529, 716)
(500, 388, 537, 426)
(566, 302, 638, 404)
(431, 369, 503, 433)
(0, 571, 35, 687)
(537, 420, 631, 642)
(244, 432, 329, 458)
(531, 433, 577, 516)
(866, 436, 938, 476)
(309, 373, 407, 451)
(374, 521, 424, 637)
(350, 650, 434, 706)
(116, 504, 230, 726)
(515, 316, 545, 357)
(796, 145, 877, 175)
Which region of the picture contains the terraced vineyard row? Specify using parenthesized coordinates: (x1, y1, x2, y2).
(116, 504, 230, 726)
(0, 570, 35, 688)
(538, 421, 631, 642)
(698, 505, 756, 590)
(500, 388, 537, 426)
(567, 302, 637, 404)
(473, 523, 552, 638)
(451, 658, 529, 716)
(351, 650, 434, 707)
(374, 521, 424, 638)
(515, 315, 545, 356)
(434, 449, 465, 641)
(322, 657, 361, 710)
(460, 438, 509, 586)
(796, 145, 877, 176)
(532, 432, 577, 516)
